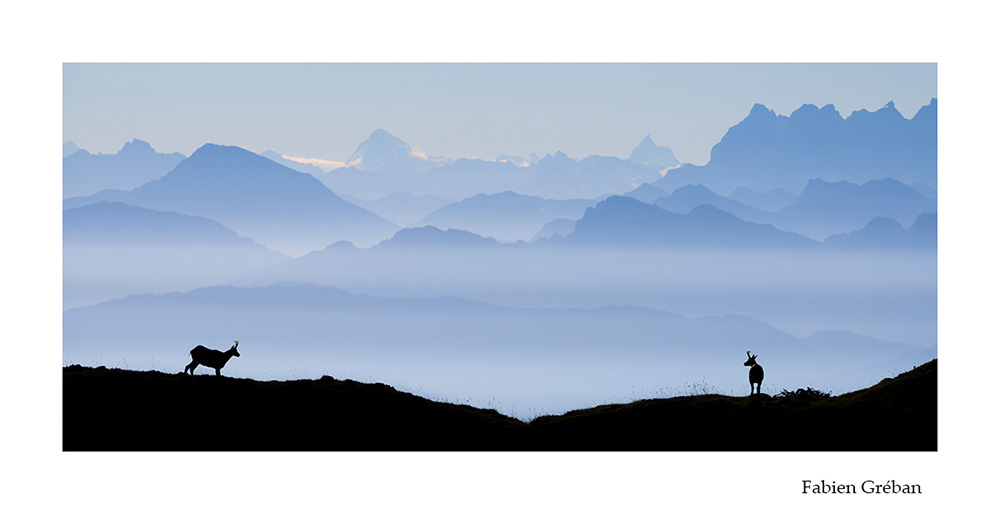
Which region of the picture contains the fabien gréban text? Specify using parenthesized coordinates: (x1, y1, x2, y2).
(802, 480, 922, 495)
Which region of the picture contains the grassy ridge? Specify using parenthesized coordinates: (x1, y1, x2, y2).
(63, 359, 936, 451)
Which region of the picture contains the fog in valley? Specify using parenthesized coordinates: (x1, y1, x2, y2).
(63, 92, 938, 419)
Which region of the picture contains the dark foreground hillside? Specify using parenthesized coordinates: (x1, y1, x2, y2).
(63, 360, 936, 451)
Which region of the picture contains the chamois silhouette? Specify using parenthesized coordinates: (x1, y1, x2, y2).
(744, 351, 764, 396)
(184, 340, 240, 376)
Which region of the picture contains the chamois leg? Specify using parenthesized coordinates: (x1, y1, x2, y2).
(185, 361, 197, 375)
(215, 367, 221, 377)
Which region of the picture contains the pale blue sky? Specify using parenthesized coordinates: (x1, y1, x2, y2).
(64, 63, 935, 166)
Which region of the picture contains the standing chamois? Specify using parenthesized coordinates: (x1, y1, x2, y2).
(184, 341, 240, 376)
(744, 351, 764, 396)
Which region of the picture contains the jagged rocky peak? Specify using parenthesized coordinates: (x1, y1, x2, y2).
(629, 134, 680, 169)
(345, 129, 448, 172)
(119, 138, 155, 153)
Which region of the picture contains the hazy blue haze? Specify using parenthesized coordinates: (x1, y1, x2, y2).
(647, 178, 936, 240)
(63, 64, 936, 166)
(63, 139, 185, 197)
(413, 191, 597, 242)
(313, 130, 662, 200)
(339, 192, 456, 227)
(63, 283, 934, 419)
(61, 73, 937, 419)
(64, 202, 288, 308)
(237, 227, 936, 347)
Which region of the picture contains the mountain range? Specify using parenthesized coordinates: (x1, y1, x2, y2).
(63, 139, 186, 198)
(63, 141, 82, 157)
(64, 201, 287, 308)
(318, 131, 671, 200)
(64, 144, 399, 256)
(627, 178, 936, 241)
(63, 282, 935, 418)
(769, 177, 936, 239)
(413, 191, 597, 242)
(653, 99, 937, 195)
(824, 213, 937, 249)
(339, 191, 455, 227)
(628, 134, 680, 170)
(346, 128, 451, 172)
(563, 195, 818, 248)
(62, 98, 938, 384)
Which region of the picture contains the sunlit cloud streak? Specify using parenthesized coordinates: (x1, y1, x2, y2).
(281, 155, 347, 171)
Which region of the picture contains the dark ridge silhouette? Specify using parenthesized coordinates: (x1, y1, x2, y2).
(64, 359, 936, 451)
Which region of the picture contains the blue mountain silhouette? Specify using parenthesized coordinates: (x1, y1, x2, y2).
(64, 141, 82, 158)
(63, 139, 185, 198)
(824, 213, 936, 250)
(522, 153, 661, 200)
(565, 195, 818, 248)
(624, 183, 670, 204)
(66, 143, 399, 255)
(770, 178, 936, 239)
(64, 202, 287, 308)
(346, 129, 450, 172)
(321, 131, 664, 200)
(654, 184, 766, 221)
(727, 186, 796, 212)
(413, 191, 597, 242)
(65, 201, 277, 248)
(340, 191, 455, 227)
(653, 99, 937, 195)
(628, 134, 680, 170)
(529, 218, 577, 242)
(64, 282, 934, 416)
(377, 226, 502, 249)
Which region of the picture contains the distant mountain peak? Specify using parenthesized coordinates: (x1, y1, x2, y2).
(748, 103, 775, 118)
(846, 101, 904, 121)
(63, 141, 83, 158)
(538, 151, 576, 166)
(119, 138, 154, 154)
(345, 129, 448, 172)
(629, 134, 679, 170)
(380, 226, 499, 248)
(789, 103, 844, 121)
(496, 153, 540, 167)
(366, 128, 407, 145)
(189, 142, 242, 158)
(63, 139, 187, 198)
